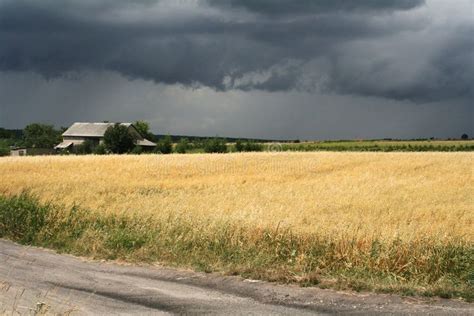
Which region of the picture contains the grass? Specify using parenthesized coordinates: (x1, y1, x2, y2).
(0, 152, 473, 300)
(275, 140, 474, 152)
(0, 193, 472, 300)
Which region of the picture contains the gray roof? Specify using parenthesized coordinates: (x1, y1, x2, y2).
(136, 139, 157, 147)
(62, 122, 132, 137)
(55, 139, 85, 149)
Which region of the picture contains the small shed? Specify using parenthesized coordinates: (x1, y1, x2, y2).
(10, 148, 27, 156)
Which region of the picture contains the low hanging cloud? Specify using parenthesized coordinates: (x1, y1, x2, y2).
(0, 0, 472, 102)
(208, 0, 426, 15)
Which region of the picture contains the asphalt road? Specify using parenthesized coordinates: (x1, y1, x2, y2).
(0, 239, 472, 315)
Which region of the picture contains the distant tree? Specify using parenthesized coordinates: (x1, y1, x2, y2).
(235, 139, 244, 152)
(0, 128, 14, 139)
(234, 139, 263, 152)
(461, 133, 469, 140)
(243, 141, 263, 152)
(0, 140, 9, 156)
(191, 139, 204, 151)
(155, 135, 173, 154)
(134, 120, 156, 141)
(175, 138, 189, 154)
(23, 123, 61, 148)
(103, 124, 135, 154)
(204, 137, 227, 153)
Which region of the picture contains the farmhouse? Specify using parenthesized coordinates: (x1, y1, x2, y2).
(55, 122, 156, 150)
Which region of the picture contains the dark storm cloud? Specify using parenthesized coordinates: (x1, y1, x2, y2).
(324, 25, 474, 102)
(0, 0, 472, 102)
(207, 0, 425, 15)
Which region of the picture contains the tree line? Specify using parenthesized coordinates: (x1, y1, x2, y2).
(0, 122, 265, 156)
(1, 122, 471, 156)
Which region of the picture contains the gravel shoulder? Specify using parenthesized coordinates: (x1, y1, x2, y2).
(0, 239, 472, 315)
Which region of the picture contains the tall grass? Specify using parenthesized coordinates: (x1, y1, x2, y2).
(0, 193, 472, 300)
(0, 152, 472, 299)
(1, 153, 471, 240)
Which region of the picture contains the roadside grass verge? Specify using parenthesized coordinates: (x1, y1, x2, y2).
(0, 193, 472, 301)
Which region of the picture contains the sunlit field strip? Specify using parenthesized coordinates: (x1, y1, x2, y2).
(1, 152, 472, 241)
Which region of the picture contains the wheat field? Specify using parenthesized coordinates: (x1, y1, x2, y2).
(1, 152, 472, 241)
(1, 152, 473, 297)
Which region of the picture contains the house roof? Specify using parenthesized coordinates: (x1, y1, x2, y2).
(136, 139, 157, 147)
(62, 122, 132, 137)
(55, 139, 85, 149)
(61, 122, 157, 148)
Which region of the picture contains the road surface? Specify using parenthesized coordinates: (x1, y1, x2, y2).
(0, 239, 472, 315)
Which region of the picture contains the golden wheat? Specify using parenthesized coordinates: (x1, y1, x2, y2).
(1, 152, 472, 242)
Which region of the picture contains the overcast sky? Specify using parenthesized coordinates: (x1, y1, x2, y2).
(0, 0, 472, 139)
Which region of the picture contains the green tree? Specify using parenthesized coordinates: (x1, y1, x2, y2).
(23, 123, 61, 148)
(204, 137, 227, 153)
(189, 139, 204, 152)
(155, 135, 173, 154)
(175, 138, 189, 154)
(235, 139, 262, 152)
(134, 120, 155, 141)
(235, 139, 244, 152)
(0, 128, 14, 139)
(461, 133, 469, 140)
(103, 124, 135, 154)
(243, 141, 263, 152)
(0, 140, 9, 156)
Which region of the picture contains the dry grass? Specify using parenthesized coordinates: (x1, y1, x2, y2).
(1, 152, 472, 241)
(0, 152, 473, 298)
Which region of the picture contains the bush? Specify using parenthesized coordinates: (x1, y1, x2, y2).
(75, 140, 95, 155)
(93, 144, 107, 155)
(103, 124, 135, 154)
(204, 137, 227, 153)
(131, 146, 143, 155)
(155, 135, 173, 154)
(235, 140, 263, 152)
(0, 193, 49, 243)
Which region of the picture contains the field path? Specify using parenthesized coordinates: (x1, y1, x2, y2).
(0, 239, 471, 315)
